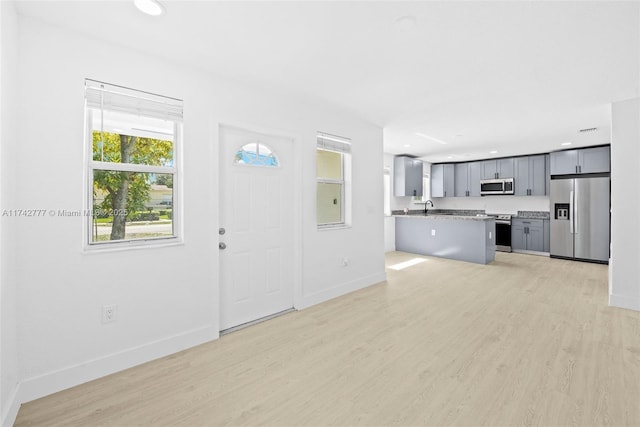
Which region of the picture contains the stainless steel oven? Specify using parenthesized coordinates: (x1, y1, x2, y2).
(490, 214, 512, 252)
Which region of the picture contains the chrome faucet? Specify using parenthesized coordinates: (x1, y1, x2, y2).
(424, 200, 434, 214)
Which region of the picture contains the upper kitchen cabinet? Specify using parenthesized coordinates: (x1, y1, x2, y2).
(394, 156, 423, 197)
(515, 155, 546, 196)
(545, 154, 550, 195)
(481, 158, 515, 179)
(550, 146, 610, 175)
(431, 163, 455, 197)
(454, 162, 481, 197)
(579, 146, 610, 173)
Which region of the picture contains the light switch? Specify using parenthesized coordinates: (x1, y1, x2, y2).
(431, 229, 436, 236)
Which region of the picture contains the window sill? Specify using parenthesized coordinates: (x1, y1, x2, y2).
(83, 237, 184, 254)
(317, 224, 352, 231)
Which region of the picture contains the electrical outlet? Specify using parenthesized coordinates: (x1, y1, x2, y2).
(102, 304, 117, 324)
(342, 258, 350, 267)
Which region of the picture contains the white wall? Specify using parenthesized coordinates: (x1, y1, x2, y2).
(384, 216, 395, 252)
(5, 14, 385, 420)
(610, 97, 640, 311)
(0, 2, 19, 426)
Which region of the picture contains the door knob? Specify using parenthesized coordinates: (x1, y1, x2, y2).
(219, 242, 226, 250)
(219, 227, 226, 235)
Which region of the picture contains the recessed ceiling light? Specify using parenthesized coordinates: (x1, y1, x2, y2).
(561, 142, 572, 146)
(447, 156, 453, 159)
(403, 144, 411, 148)
(134, 0, 164, 16)
(489, 150, 498, 154)
(415, 132, 448, 145)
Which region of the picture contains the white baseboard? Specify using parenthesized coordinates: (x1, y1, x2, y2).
(511, 249, 550, 256)
(609, 293, 640, 312)
(9, 324, 217, 425)
(298, 271, 387, 310)
(2, 385, 20, 427)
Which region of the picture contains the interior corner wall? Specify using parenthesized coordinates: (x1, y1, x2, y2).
(0, 1, 20, 426)
(610, 97, 640, 311)
(11, 13, 385, 413)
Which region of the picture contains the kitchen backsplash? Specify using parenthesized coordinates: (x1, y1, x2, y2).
(516, 210, 550, 219)
(428, 195, 550, 215)
(391, 208, 485, 216)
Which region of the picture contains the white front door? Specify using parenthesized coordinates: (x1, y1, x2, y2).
(219, 125, 294, 331)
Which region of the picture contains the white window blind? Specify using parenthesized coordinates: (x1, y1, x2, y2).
(317, 132, 351, 154)
(85, 79, 183, 122)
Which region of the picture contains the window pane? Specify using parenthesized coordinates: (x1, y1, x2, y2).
(91, 109, 174, 166)
(317, 182, 342, 224)
(234, 143, 279, 167)
(92, 171, 173, 242)
(317, 150, 342, 180)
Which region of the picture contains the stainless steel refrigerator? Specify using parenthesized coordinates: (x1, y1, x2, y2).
(550, 176, 610, 263)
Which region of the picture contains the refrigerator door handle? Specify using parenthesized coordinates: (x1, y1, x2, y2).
(569, 190, 574, 234)
(574, 185, 579, 235)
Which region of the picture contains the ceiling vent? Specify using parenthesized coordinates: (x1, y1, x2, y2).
(578, 127, 598, 133)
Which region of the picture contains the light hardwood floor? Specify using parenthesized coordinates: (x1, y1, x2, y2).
(15, 252, 640, 426)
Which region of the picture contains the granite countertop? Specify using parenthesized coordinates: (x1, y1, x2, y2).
(393, 213, 494, 222)
(514, 210, 550, 219)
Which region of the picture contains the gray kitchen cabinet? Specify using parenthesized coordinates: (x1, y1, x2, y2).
(528, 223, 544, 252)
(579, 146, 610, 173)
(481, 158, 515, 179)
(545, 154, 550, 196)
(512, 218, 544, 252)
(515, 155, 546, 196)
(469, 162, 481, 196)
(549, 150, 578, 175)
(550, 146, 610, 175)
(394, 156, 423, 197)
(454, 162, 481, 197)
(431, 163, 455, 197)
(511, 222, 526, 251)
(543, 219, 550, 253)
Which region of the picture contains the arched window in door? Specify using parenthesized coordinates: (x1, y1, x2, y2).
(234, 142, 279, 167)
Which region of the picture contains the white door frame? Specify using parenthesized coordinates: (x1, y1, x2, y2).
(215, 119, 303, 330)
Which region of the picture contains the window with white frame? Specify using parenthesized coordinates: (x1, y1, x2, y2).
(85, 79, 183, 246)
(413, 168, 431, 203)
(317, 132, 351, 228)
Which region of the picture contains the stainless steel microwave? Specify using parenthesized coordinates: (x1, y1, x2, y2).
(480, 178, 514, 195)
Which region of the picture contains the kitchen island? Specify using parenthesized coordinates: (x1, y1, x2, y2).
(395, 213, 496, 264)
